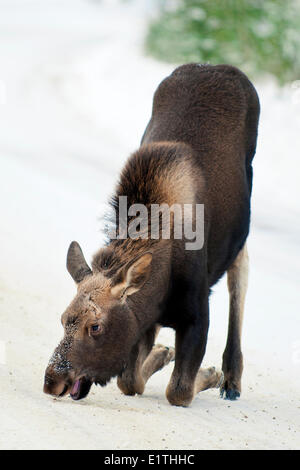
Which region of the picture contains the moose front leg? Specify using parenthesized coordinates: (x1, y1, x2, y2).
(166, 291, 210, 407)
(117, 325, 174, 396)
(221, 243, 248, 400)
(117, 342, 145, 396)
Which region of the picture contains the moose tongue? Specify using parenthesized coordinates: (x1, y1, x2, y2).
(70, 379, 81, 400)
(70, 377, 92, 401)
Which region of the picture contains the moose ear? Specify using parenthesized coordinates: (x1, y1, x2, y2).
(111, 252, 152, 300)
(66, 241, 92, 284)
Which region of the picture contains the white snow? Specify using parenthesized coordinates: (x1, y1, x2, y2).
(0, 0, 299, 450)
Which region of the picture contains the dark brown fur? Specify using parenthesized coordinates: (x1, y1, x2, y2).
(44, 64, 259, 406)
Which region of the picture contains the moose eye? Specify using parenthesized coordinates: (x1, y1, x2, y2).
(90, 324, 101, 335)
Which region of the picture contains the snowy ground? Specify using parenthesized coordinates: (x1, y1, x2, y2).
(0, 0, 299, 450)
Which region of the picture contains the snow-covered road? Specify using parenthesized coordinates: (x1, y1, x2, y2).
(0, 0, 299, 450)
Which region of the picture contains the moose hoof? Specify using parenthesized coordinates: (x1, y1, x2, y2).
(151, 344, 175, 368)
(161, 345, 175, 364)
(220, 381, 241, 400)
(166, 346, 175, 362)
(214, 369, 224, 389)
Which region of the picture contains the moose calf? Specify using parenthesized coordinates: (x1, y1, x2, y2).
(44, 64, 259, 406)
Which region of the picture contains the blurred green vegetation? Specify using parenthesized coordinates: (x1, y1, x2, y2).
(145, 0, 300, 83)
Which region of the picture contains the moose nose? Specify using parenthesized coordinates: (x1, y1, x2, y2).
(43, 372, 68, 397)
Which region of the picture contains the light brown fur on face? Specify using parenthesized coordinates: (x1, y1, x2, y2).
(60, 253, 153, 347)
(44, 251, 163, 399)
(44, 274, 114, 397)
(61, 274, 113, 338)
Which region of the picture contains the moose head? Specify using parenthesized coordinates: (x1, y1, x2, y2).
(43, 241, 152, 400)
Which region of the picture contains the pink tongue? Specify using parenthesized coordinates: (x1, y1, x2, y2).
(71, 379, 80, 395)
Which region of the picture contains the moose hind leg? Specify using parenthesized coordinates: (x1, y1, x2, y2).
(195, 367, 224, 393)
(142, 344, 175, 384)
(221, 243, 248, 400)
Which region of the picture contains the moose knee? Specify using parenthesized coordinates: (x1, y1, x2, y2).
(117, 375, 145, 396)
(166, 377, 195, 407)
